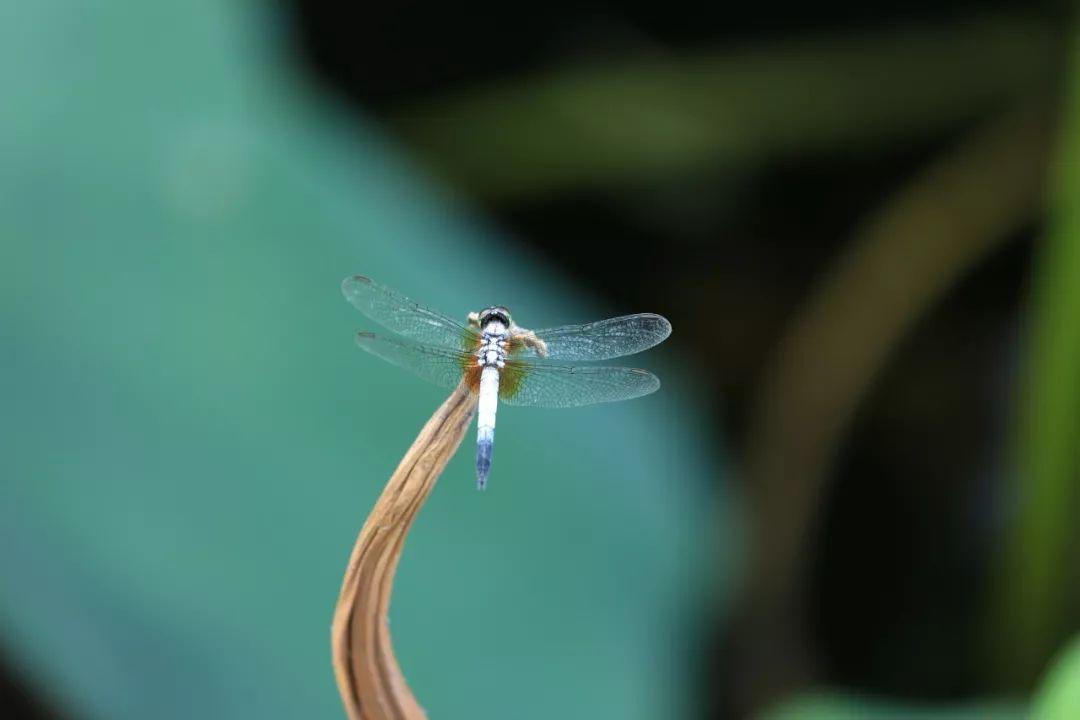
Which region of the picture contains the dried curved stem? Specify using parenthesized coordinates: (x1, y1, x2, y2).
(331, 383, 478, 720)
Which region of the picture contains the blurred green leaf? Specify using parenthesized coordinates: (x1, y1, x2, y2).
(0, 2, 728, 719)
(1032, 635, 1080, 718)
(989, 26, 1080, 689)
(392, 13, 1056, 198)
(760, 693, 1025, 720)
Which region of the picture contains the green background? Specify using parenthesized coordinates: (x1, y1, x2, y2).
(1, 1, 725, 718)
(5, 1, 1080, 719)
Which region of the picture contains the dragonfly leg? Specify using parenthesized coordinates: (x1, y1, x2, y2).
(511, 327, 549, 357)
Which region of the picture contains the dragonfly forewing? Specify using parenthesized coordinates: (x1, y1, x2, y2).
(520, 313, 671, 362)
(342, 275, 477, 350)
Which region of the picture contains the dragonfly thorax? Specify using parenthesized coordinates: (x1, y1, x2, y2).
(476, 321, 508, 369)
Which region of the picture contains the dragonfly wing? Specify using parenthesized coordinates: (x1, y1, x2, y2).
(342, 275, 477, 349)
(354, 332, 470, 390)
(499, 360, 660, 408)
(522, 313, 671, 361)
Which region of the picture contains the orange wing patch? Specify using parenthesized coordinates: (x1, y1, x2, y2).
(499, 361, 530, 400)
(505, 336, 525, 356)
(459, 330, 483, 393)
(461, 328, 483, 352)
(463, 364, 482, 393)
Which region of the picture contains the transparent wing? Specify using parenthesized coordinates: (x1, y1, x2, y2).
(342, 275, 477, 349)
(500, 360, 660, 408)
(354, 332, 470, 390)
(520, 313, 671, 361)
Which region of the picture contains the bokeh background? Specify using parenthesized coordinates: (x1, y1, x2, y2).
(3, 1, 1080, 718)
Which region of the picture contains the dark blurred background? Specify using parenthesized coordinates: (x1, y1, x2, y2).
(5, 0, 1080, 718)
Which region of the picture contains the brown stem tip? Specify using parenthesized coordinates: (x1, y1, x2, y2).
(331, 382, 478, 720)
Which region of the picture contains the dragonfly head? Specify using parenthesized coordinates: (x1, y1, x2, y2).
(478, 306, 512, 331)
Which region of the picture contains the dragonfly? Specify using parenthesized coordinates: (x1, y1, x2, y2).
(342, 275, 671, 490)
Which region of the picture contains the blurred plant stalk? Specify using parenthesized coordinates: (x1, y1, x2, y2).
(733, 105, 1054, 713)
(389, 13, 1055, 199)
(990, 33, 1080, 691)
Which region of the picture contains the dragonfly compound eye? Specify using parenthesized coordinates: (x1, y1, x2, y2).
(479, 306, 512, 327)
